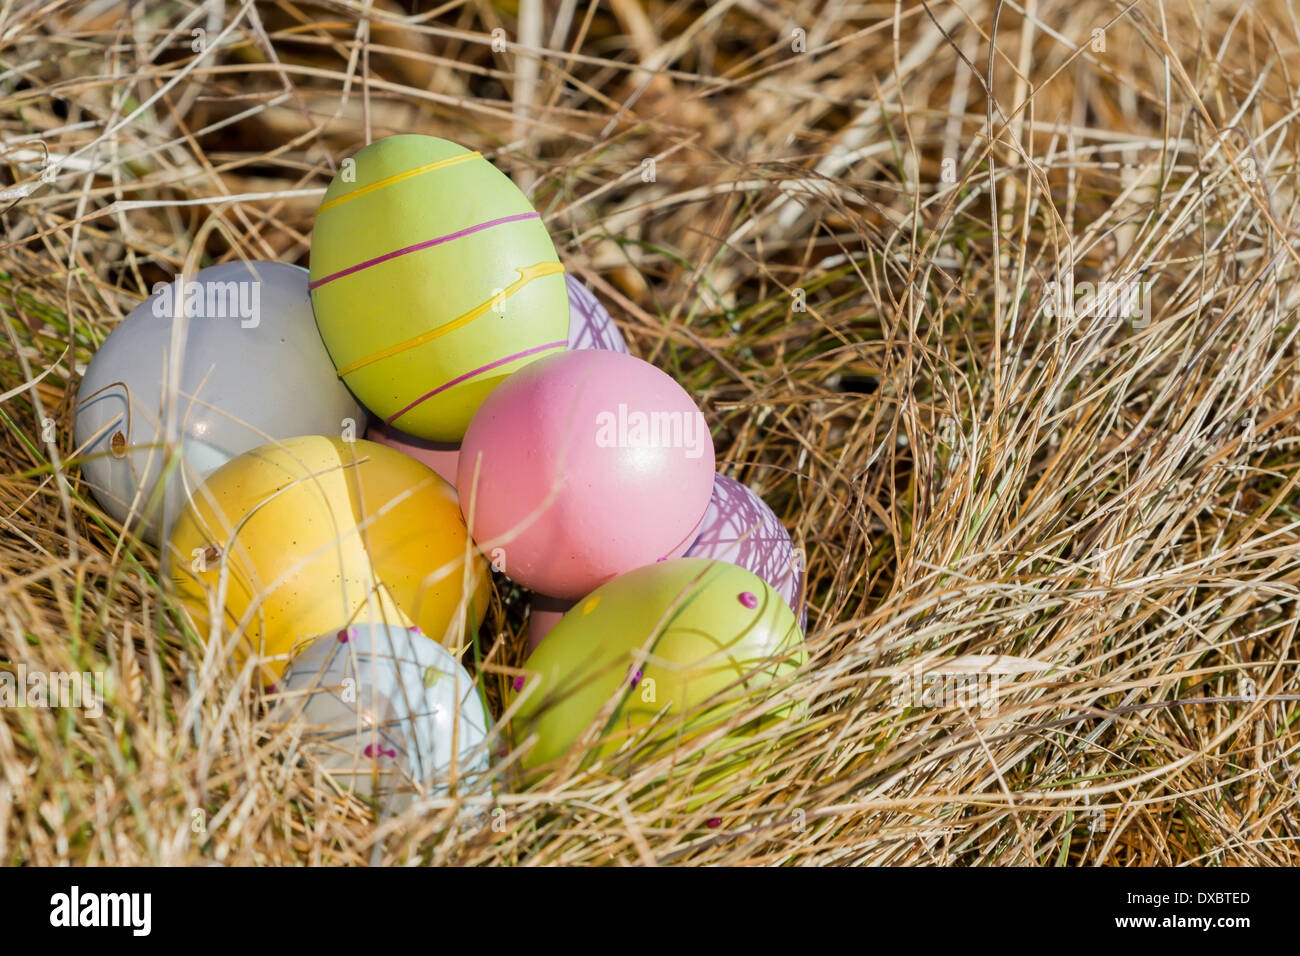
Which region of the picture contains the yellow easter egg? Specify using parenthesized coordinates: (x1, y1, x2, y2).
(169, 436, 489, 681)
(309, 135, 570, 442)
(510, 557, 805, 773)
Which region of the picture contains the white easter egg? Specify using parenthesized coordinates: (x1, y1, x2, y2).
(273, 622, 491, 804)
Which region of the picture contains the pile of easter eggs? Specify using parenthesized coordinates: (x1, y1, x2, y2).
(74, 133, 807, 806)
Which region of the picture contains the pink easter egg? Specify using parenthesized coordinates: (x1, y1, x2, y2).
(366, 418, 461, 486)
(685, 473, 807, 629)
(565, 275, 628, 353)
(457, 350, 715, 600)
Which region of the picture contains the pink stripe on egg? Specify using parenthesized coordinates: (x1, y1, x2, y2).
(308, 212, 541, 290)
(386, 340, 567, 425)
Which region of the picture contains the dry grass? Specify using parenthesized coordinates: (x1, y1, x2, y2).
(2, 0, 1300, 865)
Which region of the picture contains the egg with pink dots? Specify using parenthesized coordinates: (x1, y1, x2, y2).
(272, 622, 492, 809)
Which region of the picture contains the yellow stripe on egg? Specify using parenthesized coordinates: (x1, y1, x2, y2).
(316, 151, 483, 215)
(334, 261, 566, 378)
(308, 134, 572, 442)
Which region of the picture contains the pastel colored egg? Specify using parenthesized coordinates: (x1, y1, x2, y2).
(74, 261, 362, 543)
(168, 436, 489, 682)
(457, 350, 716, 600)
(685, 473, 806, 627)
(564, 275, 628, 353)
(365, 419, 460, 487)
(274, 622, 491, 805)
(309, 134, 570, 442)
(510, 557, 805, 771)
(521, 271, 639, 648)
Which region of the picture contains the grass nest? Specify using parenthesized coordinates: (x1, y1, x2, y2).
(2, 0, 1299, 865)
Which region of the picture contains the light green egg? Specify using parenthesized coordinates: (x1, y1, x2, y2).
(309, 134, 570, 442)
(510, 557, 806, 774)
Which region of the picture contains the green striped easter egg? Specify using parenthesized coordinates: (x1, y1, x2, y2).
(309, 134, 570, 442)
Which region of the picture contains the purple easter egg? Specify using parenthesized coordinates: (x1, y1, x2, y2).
(685, 474, 805, 627)
(565, 275, 628, 353)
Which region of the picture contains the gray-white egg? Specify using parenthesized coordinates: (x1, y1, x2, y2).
(273, 622, 491, 806)
(73, 261, 362, 543)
